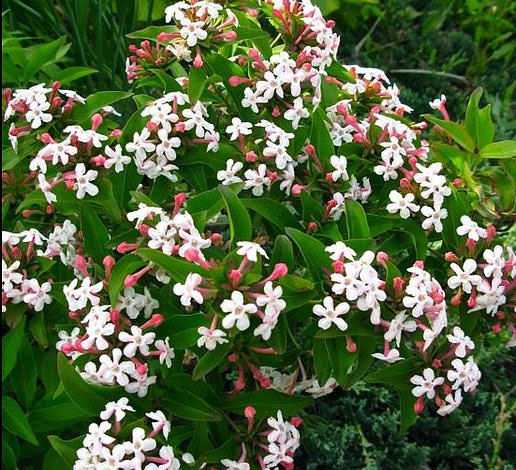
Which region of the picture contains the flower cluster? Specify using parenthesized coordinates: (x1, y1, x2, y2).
(74, 397, 191, 470)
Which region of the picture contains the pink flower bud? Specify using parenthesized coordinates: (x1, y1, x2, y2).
(271, 106, 281, 118)
(496, 311, 505, 320)
(466, 238, 476, 253)
(139, 224, 150, 236)
(444, 252, 459, 262)
(291, 184, 306, 196)
(307, 221, 317, 231)
(492, 323, 502, 334)
(124, 274, 139, 287)
(193, 54, 203, 69)
(174, 192, 186, 211)
(146, 121, 158, 132)
(248, 48, 261, 61)
(270, 263, 288, 280)
(451, 291, 462, 306)
(414, 396, 425, 414)
(91, 113, 103, 131)
(157, 32, 177, 41)
(376, 251, 389, 265)
(174, 122, 186, 133)
(290, 416, 302, 427)
(393, 277, 405, 297)
(229, 76, 249, 87)
(486, 225, 496, 242)
(103, 256, 115, 274)
(305, 144, 316, 156)
(228, 353, 238, 362)
(413, 260, 425, 269)
(452, 178, 464, 188)
(268, 171, 278, 182)
(117, 242, 139, 253)
(346, 336, 357, 353)
(110, 128, 123, 139)
(229, 269, 242, 286)
(210, 233, 223, 245)
(432, 359, 442, 369)
(399, 178, 411, 189)
(142, 313, 165, 329)
(244, 406, 256, 419)
(39, 133, 55, 144)
(325, 172, 334, 183)
(333, 260, 344, 273)
(110, 310, 121, 324)
(245, 151, 257, 162)
(90, 155, 106, 167)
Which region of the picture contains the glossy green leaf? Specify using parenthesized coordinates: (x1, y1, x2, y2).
(108, 254, 146, 307)
(2, 396, 38, 445)
(193, 343, 230, 380)
(219, 185, 252, 249)
(188, 66, 207, 103)
(2, 317, 26, 381)
(479, 140, 516, 159)
(81, 204, 110, 263)
(286, 228, 332, 281)
(425, 114, 475, 152)
(48, 435, 84, 466)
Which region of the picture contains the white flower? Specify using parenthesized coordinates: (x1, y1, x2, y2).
(241, 87, 267, 113)
(173, 272, 204, 306)
(221, 291, 257, 331)
(179, 18, 208, 47)
(104, 144, 131, 173)
(145, 445, 181, 470)
(2, 260, 23, 291)
(25, 101, 52, 128)
(447, 357, 481, 392)
(125, 128, 156, 159)
(256, 282, 286, 317)
(146, 410, 171, 439)
(256, 71, 285, 100)
(263, 141, 292, 170)
(182, 102, 214, 138)
(74, 163, 99, 199)
(154, 337, 175, 367)
(469, 277, 506, 315)
(447, 259, 482, 294)
(37, 174, 57, 204)
(22, 279, 52, 311)
(165, 2, 190, 22)
(410, 368, 444, 399)
(284, 97, 309, 129)
(123, 427, 156, 458)
(38, 140, 78, 166)
(221, 459, 250, 470)
(420, 203, 448, 232)
(244, 164, 271, 196)
(124, 372, 156, 397)
(330, 155, 349, 181)
(325, 241, 356, 262)
(98, 348, 136, 386)
(156, 128, 181, 160)
(429, 94, 446, 110)
(195, 1, 223, 19)
(447, 326, 474, 358)
(83, 421, 115, 455)
(147, 220, 177, 255)
(374, 153, 404, 181)
(384, 311, 416, 347)
(456, 215, 487, 241)
(386, 190, 420, 219)
(217, 158, 243, 185)
(82, 319, 115, 351)
(118, 326, 155, 357)
(371, 348, 403, 363)
(197, 327, 228, 350)
(236, 241, 268, 262)
(63, 277, 103, 311)
(437, 389, 463, 416)
(178, 227, 211, 257)
(313, 296, 350, 331)
(100, 397, 134, 422)
(59, 89, 86, 104)
(483, 245, 505, 278)
(226, 117, 253, 140)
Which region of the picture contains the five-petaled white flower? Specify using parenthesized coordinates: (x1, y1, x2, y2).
(221, 291, 257, 331)
(236, 241, 268, 262)
(173, 273, 204, 306)
(313, 296, 350, 331)
(410, 368, 444, 399)
(447, 259, 482, 294)
(386, 190, 420, 219)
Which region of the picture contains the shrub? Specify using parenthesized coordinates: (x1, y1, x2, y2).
(2, 1, 515, 469)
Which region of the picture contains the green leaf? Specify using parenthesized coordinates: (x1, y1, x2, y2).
(224, 390, 312, 417)
(188, 66, 207, 103)
(23, 37, 66, 82)
(346, 336, 378, 386)
(424, 114, 475, 152)
(313, 338, 332, 384)
(81, 204, 110, 263)
(9, 337, 37, 409)
(345, 199, 370, 239)
(2, 317, 26, 381)
(136, 248, 209, 282)
(242, 198, 302, 231)
(218, 185, 252, 249)
(326, 337, 357, 387)
(2, 396, 38, 445)
(310, 107, 334, 165)
(398, 388, 418, 433)
(286, 228, 331, 281)
(270, 235, 295, 272)
(53, 66, 97, 84)
(165, 390, 222, 421)
(127, 25, 178, 40)
(69, 90, 132, 123)
(193, 343, 230, 380)
(476, 105, 495, 149)
(48, 435, 84, 466)
(479, 140, 516, 159)
(57, 353, 120, 416)
(235, 26, 270, 41)
(364, 359, 419, 387)
(465, 87, 483, 147)
(161, 314, 208, 350)
(109, 254, 146, 307)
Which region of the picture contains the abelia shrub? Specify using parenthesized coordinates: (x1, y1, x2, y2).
(2, 1, 516, 469)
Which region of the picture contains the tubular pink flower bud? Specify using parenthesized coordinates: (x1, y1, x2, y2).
(290, 416, 302, 427)
(139, 224, 150, 236)
(90, 155, 106, 167)
(444, 252, 459, 262)
(466, 238, 476, 253)
(413, 260, 425, 269)
(393, 277, 405, 297)
(229, 76, 252, 87)
(245, 151, 257, 162)
(91, 113, 103, 131)
(68, 310, 80, 321)
(307, 221, 318, 231)
(325, 172, 334, 183)
(210, 232, 223, 245)
(142, 313, 165, 329)
(492, 323, 501, 334)
(117, 242, 139, 253)
(174, 192, 187, 213)
(174, 121, 186, 133)
(333, 260, 345, 273)
(229, 269, 243, 288)
(496, 311, 505, 320)
(146, 121, 158, 132)
(271, 106, 281, 118)
(157, 32, 178, 41)
(193, 49, 203, 68)
(61, 343, 76, 355)
(214, 31, 237, 41)
(291, 184, 307, 196)
(110, 128, 122, 139)
(39, 133, 55, 144)
(376, 251, 389, 266)
(103, 255, 116, 279)
(452, 178, 464, 188)
(486, 224, 496, 242)
(46, 204, 54, 214)
(75, 255, 89, 278)
(346, 336, 357, 353)
(124, 265, 152, 287)
(244, 406, 256, 419)
(432, 359, 442, 369)
(414, 396, 425, 414)
(270, 263, 288, 280)
(451, 291, 462, 306)
(467, 290, 477, 309)
(268, 171, 278, 181)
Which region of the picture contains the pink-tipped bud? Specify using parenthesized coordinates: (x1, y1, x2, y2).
(174, 192, 187, 211)
(486, 225, 496, 242)
(228, 75, 250, 87)
(346, 336, 357, 353)
(52, 81, 61, 90)
(307, 221, 317, 231)
(91, 113, 103, 131)
(325, 172, 334, 183)
(117, 242, 138, 254)
(413, 260, 425, 269)
(103, 255, 116, 278)
(65, 179, 75, 189)
(271, 106, 281, 118)
(124, 274, 139, 288)
(245, 151, 257, 162)
(496, 311, 505, 320)
(376, 251, 389, 266)
(466, 238, 476, 253)
(39, 133, 54, 144)
(193, 54, 203, 69)
(136, 361, 148, 376)
(492, 323, 502, 334)
(393, 277, 404, 297)
(268, 171, 278, 182)
(333, 260, 345, 273)
(451, 291, 462, 306)
(229, 269, 242, 286)
(174, 121, 186, 133)
(467, 293, 476, 309)
(444, 252, 459, 262)
(248, 48, 261, 61)
(305, 144, 316, 157)
(290, 416, 302, 427)
(210, 233, 223, 245)
(68, 310, 80, 321)
(110, 309, 121, 324)
(244, 406, 256, 419)
(291, 184, 306, 196)
(76, 255, 89, 277)
(46, 204, 54, 214)
(139, 223, 150, 236)
(90, 155, 106, 167)
(270, 263, 288, 280)
(146, 121, 158, 132)
(142, 313, 165, 329)
(432, 359, 442, 369)
(414, 396, 425, 414)
(61, 343, 76, 355)
(228, 353, 238, 363)
(399, 178, 411, 189)
(110, 128, 122, 139)
(157, 32, 176, 41)
(452, 178, 464, 188)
